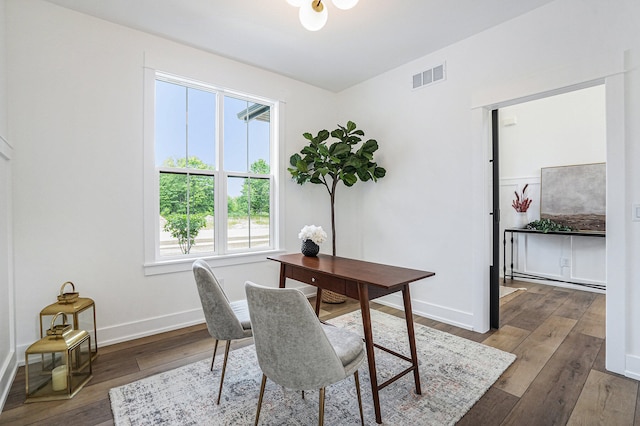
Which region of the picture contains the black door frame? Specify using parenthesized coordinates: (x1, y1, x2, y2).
(490, 109, 500, 329)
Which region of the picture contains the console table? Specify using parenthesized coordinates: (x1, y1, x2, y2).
(268, 253, 435, 424)
(503, 228, 606, 290)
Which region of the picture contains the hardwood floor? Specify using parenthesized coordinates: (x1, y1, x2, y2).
(1, 281, 637, 425)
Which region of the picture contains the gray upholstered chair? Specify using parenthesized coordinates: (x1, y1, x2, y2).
(192, 259, 252, 404)
(245, 281, 365, 426)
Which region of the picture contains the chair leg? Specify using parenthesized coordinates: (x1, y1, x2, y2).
(318, 387, 326, 426)
(255, 374, 267, 426)
(301, 390, 305, 399)
(210, 339, 219, 371)
(354, 371, 364, 426)
(216, 340, 231, 405)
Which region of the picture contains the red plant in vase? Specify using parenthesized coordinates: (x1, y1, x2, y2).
(512, 184, 532, 212)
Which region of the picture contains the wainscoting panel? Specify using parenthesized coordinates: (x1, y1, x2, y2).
(500, 177, 606, 292)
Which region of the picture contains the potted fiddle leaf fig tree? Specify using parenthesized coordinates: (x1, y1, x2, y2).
(288, 121, 386, 300)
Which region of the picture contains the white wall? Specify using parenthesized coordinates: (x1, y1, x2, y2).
(337, 0, 640, 377)
(500, 85, 606, 178)
(499, 86, 607, 290)
(0, 0, 18, 411)
(5, 0, 338, 364)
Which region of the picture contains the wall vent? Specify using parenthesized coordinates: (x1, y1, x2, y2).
(412, 62, 446, 90)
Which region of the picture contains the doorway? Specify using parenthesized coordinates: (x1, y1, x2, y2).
(489, 84, 607, 328)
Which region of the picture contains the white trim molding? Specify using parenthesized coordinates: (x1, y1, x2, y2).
(472, 50, 627, 377)
(0, 134, 15, 412)
(377, 293, 476, 332)
(625, 354, 640, 381)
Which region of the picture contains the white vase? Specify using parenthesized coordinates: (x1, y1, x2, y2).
(514, 212, 528, 228)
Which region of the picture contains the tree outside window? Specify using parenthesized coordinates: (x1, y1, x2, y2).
(159, 157, 214, 255)
(154, 76, 274, 257)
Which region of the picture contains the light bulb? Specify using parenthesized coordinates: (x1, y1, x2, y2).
(287, 0, 305, 6)
(299, 0, 328, 31)
(331, 0, 358, 10)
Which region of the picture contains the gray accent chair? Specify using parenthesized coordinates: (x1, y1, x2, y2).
(245, 281, 365, 426)
(192, 259, 252, 404)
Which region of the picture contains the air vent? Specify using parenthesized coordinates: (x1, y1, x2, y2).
(412, 62, 446, 90)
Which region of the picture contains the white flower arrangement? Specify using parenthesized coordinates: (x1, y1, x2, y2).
(298, 225, 327, 245)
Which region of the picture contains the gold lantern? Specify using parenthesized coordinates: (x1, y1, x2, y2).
(25, 312, 93, 402)
(40, 281, 97, 360)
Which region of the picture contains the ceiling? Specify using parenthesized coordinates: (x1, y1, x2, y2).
(44, 0, 554, 92)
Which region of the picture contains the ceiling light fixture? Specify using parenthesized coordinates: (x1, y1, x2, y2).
(288, 0, 359, 31)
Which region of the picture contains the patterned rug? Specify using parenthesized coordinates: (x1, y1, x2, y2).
(109, 310, 515, 425)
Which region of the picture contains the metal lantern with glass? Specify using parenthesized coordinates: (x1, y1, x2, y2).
(25, 312, 93, 402)
(39, 281, 98, 360)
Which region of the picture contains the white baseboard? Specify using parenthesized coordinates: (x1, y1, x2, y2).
(502, 276, 605, 294)
(374, 293, 476, 331)
(297, 285, 318, 298)
(276, 284, 477, 331)
(16, 308, 208, 365)
(624, 354, 640, 381)
(10, 287, 639, 393)
(97, 309, 207, 347)
(15, 283, 319, 365)
(298, 285, 476, 331)
(0, 351, 18, 413)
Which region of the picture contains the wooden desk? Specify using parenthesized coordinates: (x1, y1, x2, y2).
(268, 253, 435, 424)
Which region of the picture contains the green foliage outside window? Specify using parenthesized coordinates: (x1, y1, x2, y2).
(159, 157, 214, 254)
(159, 156, 270, 254)
(163, 213, 207, 254)
(234, 159, 270, 218)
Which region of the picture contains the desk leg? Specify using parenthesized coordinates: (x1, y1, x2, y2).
(357, 283, 382, 424)
(278, 264, 286, 288)
(402, 285, 421, 395)
(315, 288, 323, 316)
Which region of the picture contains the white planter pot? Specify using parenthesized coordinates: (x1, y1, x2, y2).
(514, 212, 528, 228)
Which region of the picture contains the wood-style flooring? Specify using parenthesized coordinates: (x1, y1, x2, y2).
(1, 280, 637, 425)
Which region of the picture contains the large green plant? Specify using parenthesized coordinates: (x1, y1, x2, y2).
(288, 121, 386, 255)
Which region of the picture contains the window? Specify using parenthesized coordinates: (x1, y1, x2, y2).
(144, 71, 278, 272)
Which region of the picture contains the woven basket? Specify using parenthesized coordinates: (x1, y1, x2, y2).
(322, 290, 346, 304)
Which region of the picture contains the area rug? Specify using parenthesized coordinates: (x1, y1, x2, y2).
(500, 286, 527, 298)
(109, 310, 515, 425)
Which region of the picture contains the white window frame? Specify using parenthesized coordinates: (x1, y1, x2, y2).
(143, 69, 283, 275)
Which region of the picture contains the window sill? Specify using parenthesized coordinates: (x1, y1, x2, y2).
(143, 249, 287, 276)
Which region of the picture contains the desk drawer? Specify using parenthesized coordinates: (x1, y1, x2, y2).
(290, 267, 346, 295)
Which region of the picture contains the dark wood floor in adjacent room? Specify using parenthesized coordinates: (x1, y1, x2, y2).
(1, 280, 636, 425)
